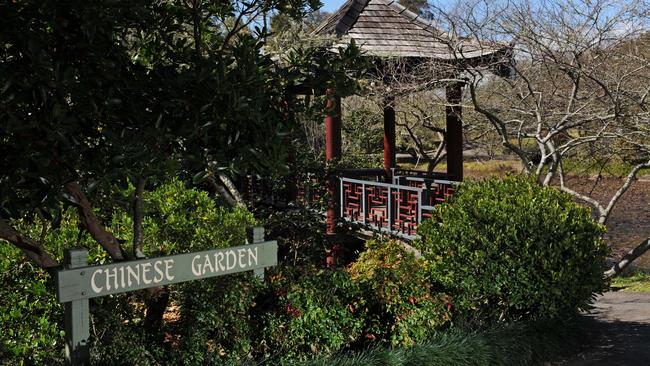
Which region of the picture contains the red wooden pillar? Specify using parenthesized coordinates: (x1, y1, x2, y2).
(446, 83, 463, 181)
(325, 89, 342, 235)
(383, 96, 396, 182)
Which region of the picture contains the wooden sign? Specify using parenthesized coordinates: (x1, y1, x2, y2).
(56, 241, 277, 302)
(56, 227, 276, 366)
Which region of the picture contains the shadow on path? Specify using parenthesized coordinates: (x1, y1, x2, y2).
(558, 292, 650, 366)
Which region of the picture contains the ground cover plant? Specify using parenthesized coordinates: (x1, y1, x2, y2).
(611, 272, 650, 292)
(278, 319, 585, 366)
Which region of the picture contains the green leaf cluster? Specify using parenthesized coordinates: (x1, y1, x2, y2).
(0, 249, 64, 365)
(2, 180, 257, 365)
(349, 240, 452, 347)
(415, 176, 609, 323)
(261, 268, 366, 361)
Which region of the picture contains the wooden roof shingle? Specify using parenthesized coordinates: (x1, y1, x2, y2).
(312, 0, 505, 60)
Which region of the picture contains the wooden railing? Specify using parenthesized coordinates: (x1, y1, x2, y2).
(242, 169, 459, 239)
(391, 168, 455, 183)
(340, 176, 458, 239)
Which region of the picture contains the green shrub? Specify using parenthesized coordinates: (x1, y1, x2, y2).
(348, 240, 451, 347)
(113, 178, 255, 256)
(285, 318, 585, 366)
(2, 179, 257, 365)
(415, 176, 608, 323)
(94, 179, 258, 364)
(0, 248, 64, 365)
(257, 205, 329, 267)
(261, 268, 366, 362)
(89, 294, 167, 366)
(168, 273, 264, 365)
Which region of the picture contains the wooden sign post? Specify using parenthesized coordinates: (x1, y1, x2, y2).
(56, 227, 277, 366)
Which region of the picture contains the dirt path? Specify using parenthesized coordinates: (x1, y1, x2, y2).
(559, 291, 650, 365)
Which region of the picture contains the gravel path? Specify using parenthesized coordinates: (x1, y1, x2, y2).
(559, 292, 650, 365)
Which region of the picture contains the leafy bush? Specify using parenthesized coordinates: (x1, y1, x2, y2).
(89, 294, 167, 366)
(415, 176, 609, 323)
(261, 268, 366, 361)
(0, 247, 64, 365)
(349, 240, 451, 347)
(169, 273, 264, 365)
(108, 178, 255, 256)
(2, 179, 258, 365)
(284, 318, 585, 366)
(93, 180, 258, 364)
(257, 205, 329, 267)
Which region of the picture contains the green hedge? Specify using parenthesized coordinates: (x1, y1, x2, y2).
(261, 268, 366, 361)
(415, 176, 609, 323)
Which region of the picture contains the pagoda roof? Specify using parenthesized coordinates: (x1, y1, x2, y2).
(312, 0, 506, 60)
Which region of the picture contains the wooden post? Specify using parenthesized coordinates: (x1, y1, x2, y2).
(63, 249, 90, 366)
(248, 227, 266, 279)
(325, 89, 342, 235)
(383, 95, 396, 182)
(446, 83, 463, 181)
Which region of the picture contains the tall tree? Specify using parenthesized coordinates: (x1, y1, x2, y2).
(426, 0, 650, 276)
(1, 0, 356, 333)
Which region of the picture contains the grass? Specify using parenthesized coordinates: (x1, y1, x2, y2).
(562, 158, 650, 178)
(611, 272, 650, 292)
(398, 160, 523, 179)
(271, 319, 584, 366)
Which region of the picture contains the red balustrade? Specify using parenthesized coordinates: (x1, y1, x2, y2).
(340, 177, 459, 239)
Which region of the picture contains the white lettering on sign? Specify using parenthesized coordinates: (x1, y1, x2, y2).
(91, 269, 103, 293)
(189, 247, 259, 278)
(87, 248, 261, 295)
(141, 262, 152, 285)
(90, 259, 176, 294)
(164, 259, 175, 280)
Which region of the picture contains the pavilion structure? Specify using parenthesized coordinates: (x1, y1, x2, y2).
(302, 0, 511, 239)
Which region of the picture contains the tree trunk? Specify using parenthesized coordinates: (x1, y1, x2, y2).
(208, 176, 237, 206)
(605, 237, 650, 278)
(0, 219, 59, 269)
(143, 286, 170, 330)
(65, 182, 125, 261)
(128, 178, 169, 330)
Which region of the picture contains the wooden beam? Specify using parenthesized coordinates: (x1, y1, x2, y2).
(383, 95, 396, 181)
(445, 83, 463, 181)
(325, 90, 342, 161)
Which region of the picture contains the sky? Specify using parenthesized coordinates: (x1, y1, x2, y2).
(321, 0, 346, 13)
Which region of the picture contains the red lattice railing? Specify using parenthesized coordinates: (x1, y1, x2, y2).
(340, 177, 458, 239)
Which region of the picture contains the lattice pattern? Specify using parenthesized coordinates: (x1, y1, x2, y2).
(366, 185, 389, 229)
(424, 182, 456, 206)
(342, 181, 363, 221)
(391, 189, 419, 236)
(296, 173, 325, 207)
(340, 177, 458, 238)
